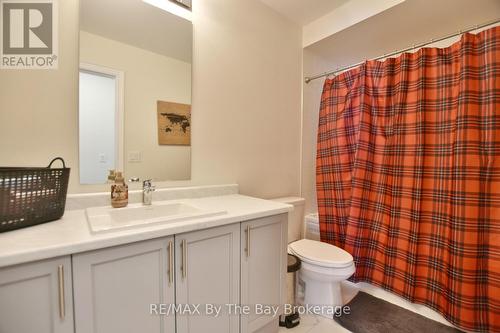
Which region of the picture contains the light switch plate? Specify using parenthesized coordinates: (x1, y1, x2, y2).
(128, 151, 142, 163)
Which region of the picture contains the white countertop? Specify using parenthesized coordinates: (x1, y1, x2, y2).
(0, 194, 292, 268)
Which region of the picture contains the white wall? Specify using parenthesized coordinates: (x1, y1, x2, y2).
(191, 0, 302, 198)
(0, 0, 80, 185)
(302, 0, 404, 47)
(80, 31, 191, 183)
(301, 50, 336, 214)
(0, 0, 303, 198)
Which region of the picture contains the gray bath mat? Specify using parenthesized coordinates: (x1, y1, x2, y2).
(334, 292, 462, 333)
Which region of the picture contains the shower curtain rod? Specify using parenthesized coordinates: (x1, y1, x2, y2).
(304, 18, 500, 84)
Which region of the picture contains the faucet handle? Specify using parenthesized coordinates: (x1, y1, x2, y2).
(143, 179, 154, 189)
(129, 177, 140, 183)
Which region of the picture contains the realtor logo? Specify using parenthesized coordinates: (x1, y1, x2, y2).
(0, 0, 58, 69)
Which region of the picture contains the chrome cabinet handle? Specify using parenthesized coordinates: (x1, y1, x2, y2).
(246, 225, 251, 257)
(168, 241, 173, 286)
(58, 265, 65, 320)
(182, 239, 187, 279)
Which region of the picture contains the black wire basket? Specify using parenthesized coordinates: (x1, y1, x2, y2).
(0, 157, 70, 233)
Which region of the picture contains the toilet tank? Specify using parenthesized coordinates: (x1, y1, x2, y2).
(271, 197, 305, 243)
(304, 213, 320, 241)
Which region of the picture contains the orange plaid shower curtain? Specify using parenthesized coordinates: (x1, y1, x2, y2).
(316, 26, 500, 332)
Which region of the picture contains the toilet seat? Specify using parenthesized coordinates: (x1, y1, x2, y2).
(288, 239, 353, 268)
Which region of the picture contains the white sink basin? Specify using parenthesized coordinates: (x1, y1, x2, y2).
(86, 202, 226, 233)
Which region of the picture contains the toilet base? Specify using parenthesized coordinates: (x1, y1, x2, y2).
(301, 274, 343, 306)
(296, 262, 355, 318)
(310, 280, 342, 306)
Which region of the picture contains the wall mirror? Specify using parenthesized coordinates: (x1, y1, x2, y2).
(79, 0, 192, 185)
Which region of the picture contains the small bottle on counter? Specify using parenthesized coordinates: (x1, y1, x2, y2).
(111, 171, 128, 208)
(107, 169, 116, 183)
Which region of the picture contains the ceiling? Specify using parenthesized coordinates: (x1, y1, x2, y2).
(80, 0, 192, 63)
(258, 0, 350, 25)
(305, 0, 500, 77)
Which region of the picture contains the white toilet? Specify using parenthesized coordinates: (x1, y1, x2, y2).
(272, 198, 356, 314)
(288, 239, 355, 308)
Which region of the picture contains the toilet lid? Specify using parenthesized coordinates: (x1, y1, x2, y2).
(288, 239, 353, 268)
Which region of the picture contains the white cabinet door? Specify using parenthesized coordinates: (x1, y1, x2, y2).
(73, 237, 175, 333)
(0, 256, 74, 333)
(175, 224, 240, 333)
(241, 214, 287, 333)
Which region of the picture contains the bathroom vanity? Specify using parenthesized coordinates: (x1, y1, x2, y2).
(0, 186, 291, 333)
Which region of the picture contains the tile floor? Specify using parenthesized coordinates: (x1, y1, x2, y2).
(279, 281, 358, 333)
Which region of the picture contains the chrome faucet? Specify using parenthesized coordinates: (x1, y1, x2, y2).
(142, 179, 155, 205)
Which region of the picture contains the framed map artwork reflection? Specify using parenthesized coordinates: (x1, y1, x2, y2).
(157, 100, 191, 145)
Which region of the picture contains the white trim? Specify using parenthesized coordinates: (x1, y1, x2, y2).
(142, 0, 192, 22)
(79, 62, 125, 176)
